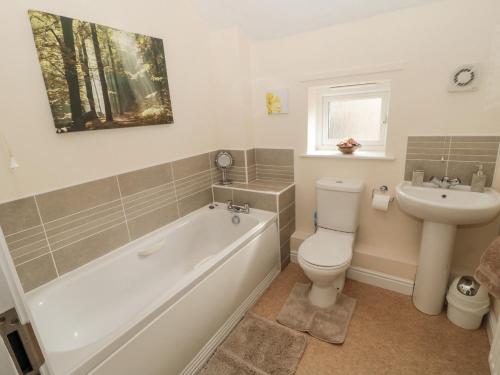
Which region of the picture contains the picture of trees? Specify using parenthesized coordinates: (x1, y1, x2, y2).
(28, 10, 174, 133)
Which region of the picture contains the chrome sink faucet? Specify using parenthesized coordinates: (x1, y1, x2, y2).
(429, 176, 461, 189)
(226, 200, 250, 214)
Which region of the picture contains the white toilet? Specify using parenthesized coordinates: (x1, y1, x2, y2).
(298, 177, 364, 308)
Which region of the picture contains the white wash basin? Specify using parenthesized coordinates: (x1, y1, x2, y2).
(396, 181, 500, 316)
(396, 181, 500, 225)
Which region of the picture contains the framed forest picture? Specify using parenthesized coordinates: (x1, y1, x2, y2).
(28, 10, 174, 133)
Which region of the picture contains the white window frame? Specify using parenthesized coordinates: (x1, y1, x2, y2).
(314, 81, 390, 152)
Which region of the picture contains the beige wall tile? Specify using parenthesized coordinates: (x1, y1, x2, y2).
(36, 177, 120, 222)
(172, 153, 210, 180)
(128, 203, 179, 240)
(213, 187, 233, 203)
(0, 197, 41, 236)
(13, 246, 50, 266)
(233, 190, 277, 212)
(53, 223, 129, 275)
(227, 150, 245, 167)
(449, 148, 498, 156)
(228, 166, 247, 183)
(279, 186, 295, 209)
(178, 188, 213, 216)
(451, 136, 500, 142)
(279, 202, 295, 229)
(407, 136, 450, 142)
(450, 142, 499, 150)
(255, 148, 293, 166)
(448, 155, 497, 163)
(280, 239, 291, 265)
(122, 183, 176, 221)
(280, 220, 295, 246)
(16, 254, 57, 292)
(256, 165, 294, 182)
(247, 165, 257, 182)
(175, 170, 212, 200)
(446, 161, 495, 186)
(404, 160, 446, 182)
(405, 153, 448, 161)
(0, 198, 51, 266)
(117, 163, 173, 197)
(7, 230, 46, 253)
(246, 149, 256, 166)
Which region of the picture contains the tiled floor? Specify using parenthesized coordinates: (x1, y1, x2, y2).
(251, 263, 491, 375)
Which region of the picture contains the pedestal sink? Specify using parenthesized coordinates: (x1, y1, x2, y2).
(396, 182, 500, 315)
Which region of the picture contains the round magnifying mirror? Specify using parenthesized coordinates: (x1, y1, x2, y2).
(215, 151, 233, 185)
(215, 151, 233, 169)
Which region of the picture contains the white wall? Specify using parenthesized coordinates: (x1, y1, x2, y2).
(209, 27, 254, 149)
(0, 0, 220, 203)
(249, 0, 500, 279)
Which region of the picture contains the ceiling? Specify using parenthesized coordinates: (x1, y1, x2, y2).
(191, 0, 445, 40)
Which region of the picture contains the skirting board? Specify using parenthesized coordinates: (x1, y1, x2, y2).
(180, 265, 280, 375)
(347, 266, 414, 296)
(290, 250, 414, 296)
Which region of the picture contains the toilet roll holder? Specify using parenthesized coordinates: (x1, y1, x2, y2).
(372, 185, 394, 203)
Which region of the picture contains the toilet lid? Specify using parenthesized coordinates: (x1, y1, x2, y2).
(299, 228, 353, 267)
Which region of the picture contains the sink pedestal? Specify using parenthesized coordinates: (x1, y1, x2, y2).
(413, 221, 456, 315)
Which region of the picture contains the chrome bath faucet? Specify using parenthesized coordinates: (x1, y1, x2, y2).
(226, 200, 250, 214)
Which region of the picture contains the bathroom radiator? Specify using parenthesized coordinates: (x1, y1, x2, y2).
(0, 308, 44, 375)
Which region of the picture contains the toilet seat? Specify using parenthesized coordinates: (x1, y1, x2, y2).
(298, 256, 349, 271)
(298, 228, 353, 268)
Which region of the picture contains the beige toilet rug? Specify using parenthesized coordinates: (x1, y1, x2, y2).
(198, 312, 307, 375)
(277, 283, 356, 344)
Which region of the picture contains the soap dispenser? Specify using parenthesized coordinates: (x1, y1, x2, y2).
(471, 165, 486, 192)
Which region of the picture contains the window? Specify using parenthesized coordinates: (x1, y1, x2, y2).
(308, 82, 390, 153)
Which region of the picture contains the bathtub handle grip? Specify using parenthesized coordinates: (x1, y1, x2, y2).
(138, 241, 166, 258)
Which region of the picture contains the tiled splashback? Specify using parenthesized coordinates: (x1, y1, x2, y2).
(404, 136, 500, 186)
(0, 148, 295, 292)
(0, 153, 216, 292)
(211, 148, 294, 184)
(255, 148, 294, 182)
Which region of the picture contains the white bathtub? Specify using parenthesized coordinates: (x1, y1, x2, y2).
(25, 204, 279, 375)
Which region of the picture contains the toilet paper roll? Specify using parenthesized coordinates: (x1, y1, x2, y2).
(372, 193, 391, 211)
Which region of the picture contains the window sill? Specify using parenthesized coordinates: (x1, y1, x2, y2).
(302, 150, 395, 161)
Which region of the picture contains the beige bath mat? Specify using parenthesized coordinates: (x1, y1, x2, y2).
(199, 312, 307, 375)
(277, 283, 356, 344)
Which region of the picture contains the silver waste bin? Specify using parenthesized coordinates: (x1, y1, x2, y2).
(446, 276, 489, 330)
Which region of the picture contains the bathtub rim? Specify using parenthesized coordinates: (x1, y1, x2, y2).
(25, 204, 278, 375)
(25, 203, 274, 296)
